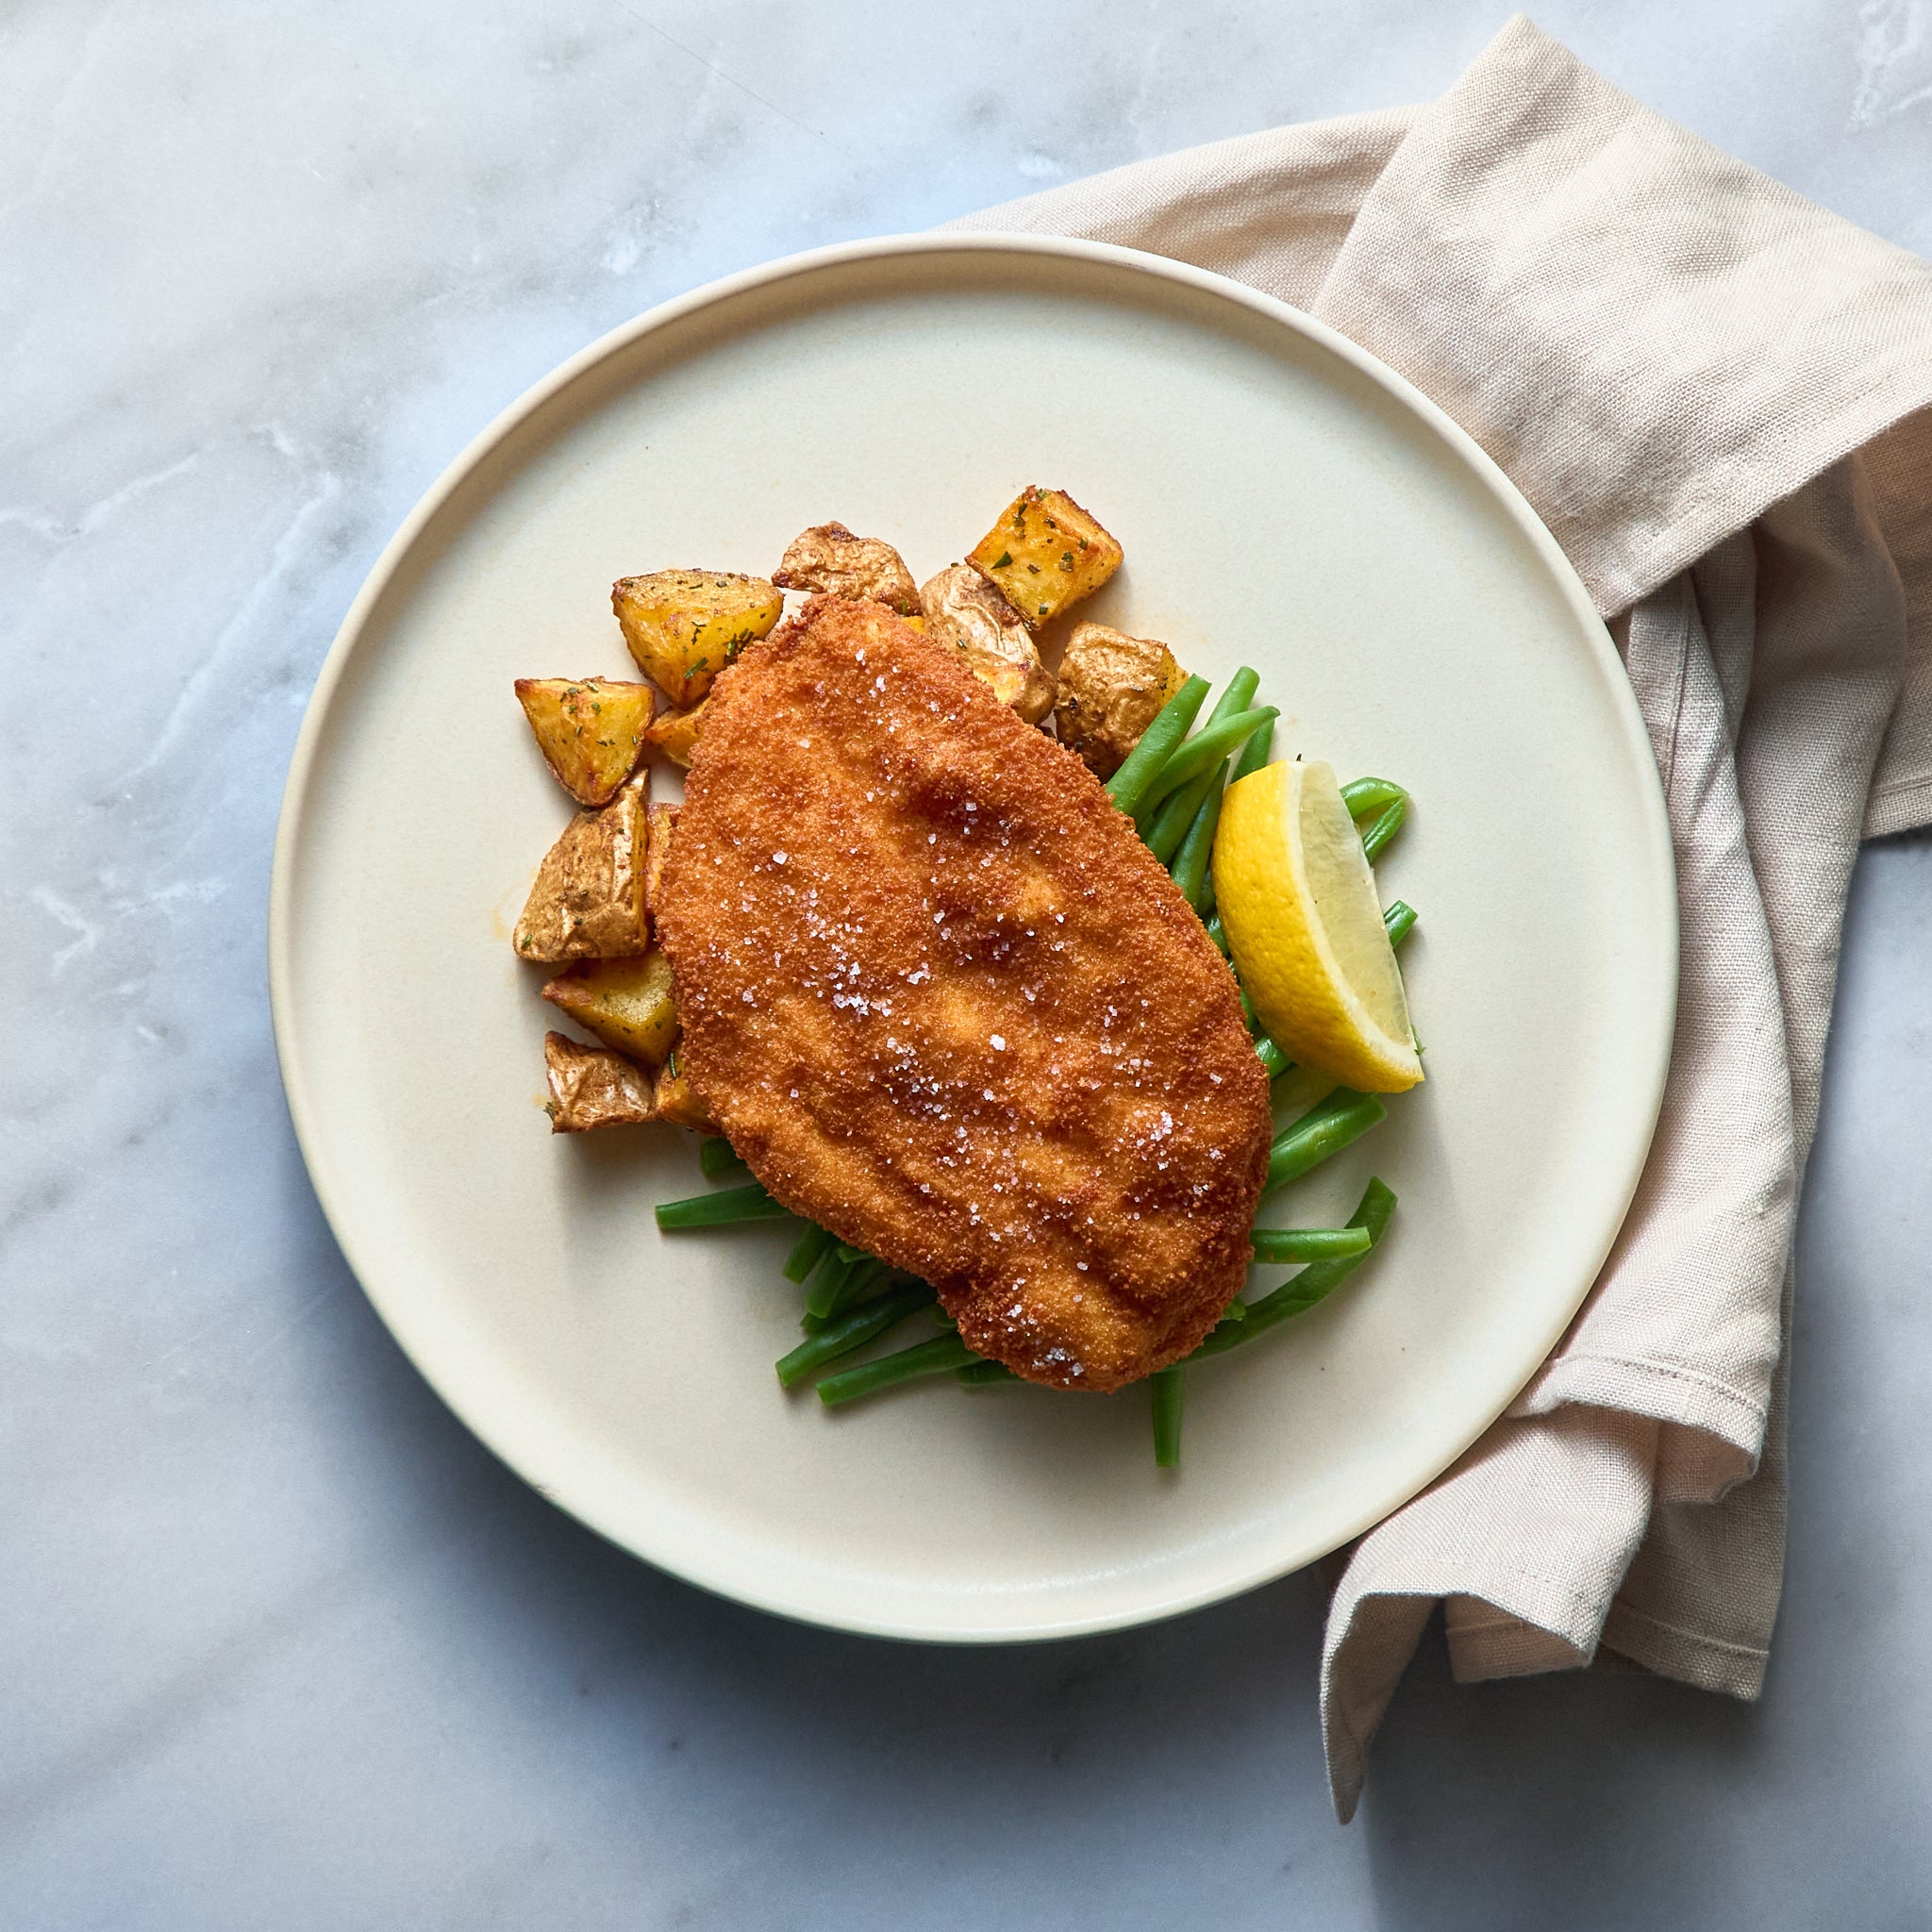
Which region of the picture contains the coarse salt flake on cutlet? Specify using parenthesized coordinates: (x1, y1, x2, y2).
(655, 595, 1272, 1391)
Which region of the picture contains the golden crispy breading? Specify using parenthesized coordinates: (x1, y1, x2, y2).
(656, 596, 1270, 1391)
(513, 773, 650, 963)
(543, 1031, 657, 1131)
(773, 523, 922, 614)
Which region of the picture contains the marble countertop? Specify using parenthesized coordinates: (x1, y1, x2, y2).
(6, 4, 1931, 1924)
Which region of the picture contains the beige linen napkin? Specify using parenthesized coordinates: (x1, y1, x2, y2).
(946, 15, 1932, 1819)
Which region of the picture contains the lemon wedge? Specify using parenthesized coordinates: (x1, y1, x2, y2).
(1212, 758, 1422, 1093)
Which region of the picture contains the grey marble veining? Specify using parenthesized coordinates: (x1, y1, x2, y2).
(4, 3, 1931, 1925)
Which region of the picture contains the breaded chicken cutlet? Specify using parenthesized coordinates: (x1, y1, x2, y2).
(655, 597, 1272, 1391)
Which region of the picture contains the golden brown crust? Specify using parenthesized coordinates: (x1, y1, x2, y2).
(656, 596, 1270, 1391)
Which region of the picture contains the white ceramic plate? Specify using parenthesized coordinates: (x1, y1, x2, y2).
(270, 235, 1674, 1641)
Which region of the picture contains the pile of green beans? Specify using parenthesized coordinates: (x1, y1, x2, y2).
(651, 666, 1423, 1467)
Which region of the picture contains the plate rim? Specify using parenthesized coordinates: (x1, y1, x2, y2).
(269, 230, 1678, 1642)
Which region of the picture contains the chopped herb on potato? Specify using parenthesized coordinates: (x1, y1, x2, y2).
(514, 675, 656, 806)
(966, 487, 1122, 626)
(611, 570, 782, 707)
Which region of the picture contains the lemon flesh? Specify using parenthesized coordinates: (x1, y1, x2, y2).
(1212, 758, 1422, 1093)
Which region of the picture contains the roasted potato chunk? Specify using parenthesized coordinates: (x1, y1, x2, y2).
(543, 1031, 657, 1132)
(967, 486, 1123, 626)
(514, 676, 656, 806)
(513, 774, 649, 963)
(642, 698, 708, 770)
(611, 570, 782, 707)
(644, 803, 677, 917)
(918, 564, 1057, 725)
(541, 950, 679, 1069)
(654, 1051, 718, 1133)
(772, 524, 921, 614)
(1052, 623, 1190, 777)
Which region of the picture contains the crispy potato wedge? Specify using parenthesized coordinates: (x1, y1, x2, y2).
(968, 486, 1123, 626)
(644, 803, 677, 917)
(772, 523, 922, 614)
(513, 774, 650, 963)
(543, 1031, 657, 1131)
(611, 570, 782, 707)
(1053, 623, 1190, 777)
(541, 950, 679, 1068)
(642, 699, 708, 770)
(654, 1051, 718, 1133)
(918, 564, 1057, 725)
(514, 676, 656, 806)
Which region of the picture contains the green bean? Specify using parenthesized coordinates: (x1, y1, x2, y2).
(1144, 769, 1218, 864)
(956, 1357, 1017, 1387)
(1206, 911, 1232, 958)
(1138, 708, 1278, 814)
(817, 1334, 980, 1407)
(1192, 1179, 1395, 1356)
(1360, 795, 1407, 863)
(1265, 1090, 1386, 1193)
(1230, 717, 1275, 785)
(1106, 676, 1209, 818)
(802, 1246, 866, 1321)
(1218, 1296, 1248, 1323)
(1151, 1366, 1185, 1468)
(782, 1223, 835, 1284)
(775, 1283, 935, 1388)
(822, 1257, 889, 1323)
(1142, 670, 1260, 848)
(1170, 779, 1225, 911)
(1235, 992, 1292, 1078)
(699, 1136, 748, 1180)
(1250, 1225, 1373, 1263)
(1271, 1064, 1336, 1121)
(655, 1184, 790, 1230)
(1384, 900, 1418, 950)
(1341, 776, 1407, 821)
(1213, 667, 1263, 719)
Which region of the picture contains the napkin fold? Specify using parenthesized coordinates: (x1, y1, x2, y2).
(948, 15, 1932, 1818)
